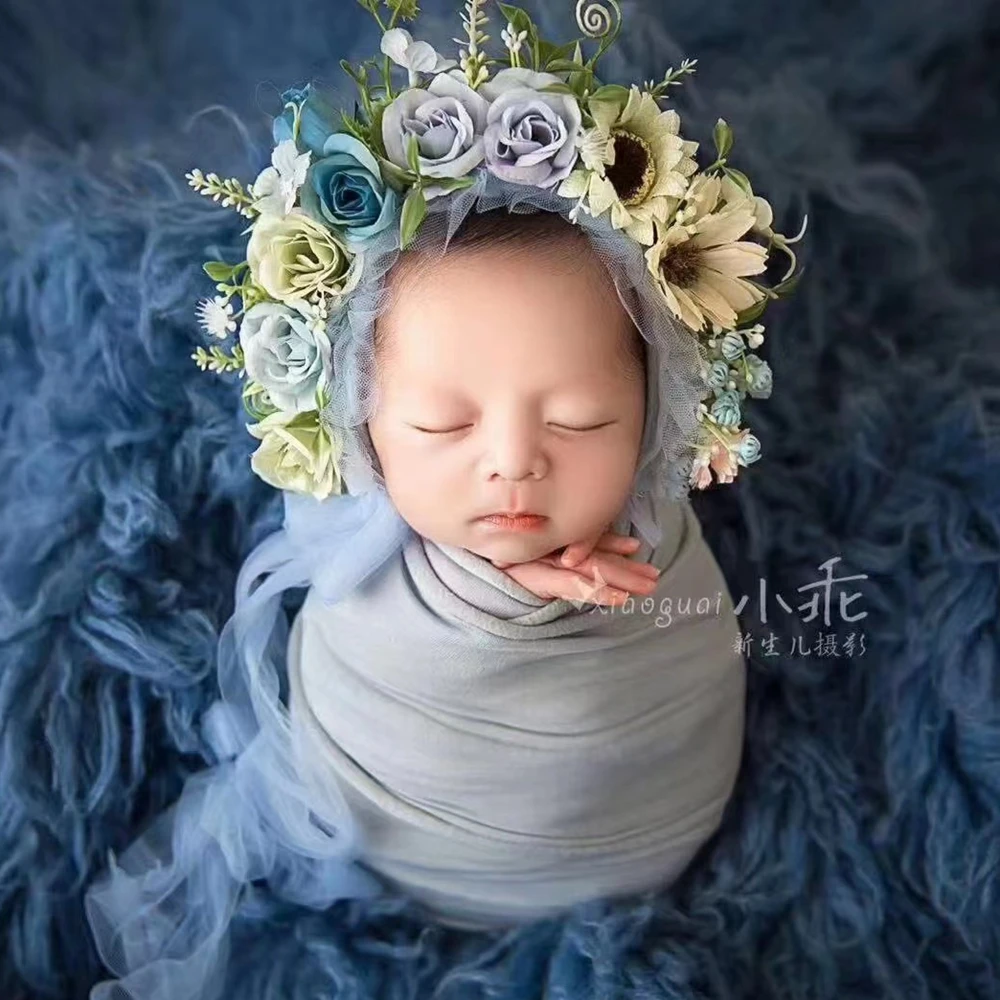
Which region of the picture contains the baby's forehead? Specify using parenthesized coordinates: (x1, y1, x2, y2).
(380, 244, 629, 340)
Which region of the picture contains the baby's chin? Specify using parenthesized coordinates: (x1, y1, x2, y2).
(458, 517, 572, 565)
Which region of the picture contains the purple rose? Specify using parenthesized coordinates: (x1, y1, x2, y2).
(480, 69, 582, 188)
(382, 70, 489, 196)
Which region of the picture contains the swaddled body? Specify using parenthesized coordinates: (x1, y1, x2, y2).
(288, 492, 745, 927)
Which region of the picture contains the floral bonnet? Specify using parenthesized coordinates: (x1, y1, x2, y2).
(188, 0, 805, 502)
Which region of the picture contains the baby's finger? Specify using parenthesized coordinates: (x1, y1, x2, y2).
(558, 529, 607, 568)
(589, 547, 656, 574)
(551, 570, 630, 606)
(592, 533, 643, 557)
(571, 552, 660, 594)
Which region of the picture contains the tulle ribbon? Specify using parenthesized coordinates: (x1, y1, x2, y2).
(84, 488, 412, 1000)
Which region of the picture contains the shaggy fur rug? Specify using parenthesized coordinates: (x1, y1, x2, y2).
(1, 0, 998, 997)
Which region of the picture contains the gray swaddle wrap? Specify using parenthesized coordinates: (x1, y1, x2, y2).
(287, 493, 745, 927)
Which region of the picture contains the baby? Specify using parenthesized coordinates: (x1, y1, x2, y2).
(286, 206, 746, 929)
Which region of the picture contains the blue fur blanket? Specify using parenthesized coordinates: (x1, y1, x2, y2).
(1, 0, 999, 997)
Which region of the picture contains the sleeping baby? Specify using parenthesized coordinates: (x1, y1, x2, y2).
(285, 204, 746, 929)
(83, 3, 802, 990)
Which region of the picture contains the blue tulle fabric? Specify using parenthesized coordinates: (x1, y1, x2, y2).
(84, 488, 413, 1000)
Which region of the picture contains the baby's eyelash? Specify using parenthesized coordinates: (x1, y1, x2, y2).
(550, 421, 617, 432)
(410, 421, 617, 435)
(411, 424, 473, 434)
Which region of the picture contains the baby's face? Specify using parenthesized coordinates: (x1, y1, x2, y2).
(367, 245, 646, 565)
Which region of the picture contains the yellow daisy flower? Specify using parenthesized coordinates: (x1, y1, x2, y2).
(645, 174, 769, 332)
(558, 85, 699, 246)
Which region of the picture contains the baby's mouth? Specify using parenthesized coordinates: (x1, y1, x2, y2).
(477, 513, 548, 531)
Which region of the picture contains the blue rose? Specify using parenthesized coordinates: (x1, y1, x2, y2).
(720, 331, 745, 361)
(239, 302, 331, 414)
(273, 84, 341, 159)
(711, 389, 742, 428)
(738, 433, 761, 465)
(745, 356, 773, 399)
(299, 133, 399, 246)
(706, 360, 730, 390)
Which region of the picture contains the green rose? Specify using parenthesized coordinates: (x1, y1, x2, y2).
(246, 409, 344, 499)
(247, 208, 362, 305)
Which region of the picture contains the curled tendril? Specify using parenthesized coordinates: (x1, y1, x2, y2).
(575, 0, 621, 38)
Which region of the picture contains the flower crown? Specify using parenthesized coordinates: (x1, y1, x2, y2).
(188, 0, 804, 501)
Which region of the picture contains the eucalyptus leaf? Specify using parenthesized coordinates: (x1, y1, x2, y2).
(713, 118, 734, 160)
(399, 185, 427, 249)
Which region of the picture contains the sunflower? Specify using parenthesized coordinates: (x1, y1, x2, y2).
(558, 86, 698, 245)
(645, 174, 769, 333)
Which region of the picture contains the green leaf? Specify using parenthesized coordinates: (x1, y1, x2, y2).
(589, 84, 629, 105)
(497, 3, 532, 36)
(536, 39, 576, 70)
(399, 185, 427, 249)
(539, 82, 576, 95)
(339, 58, 363, 85)
(735, 298, 769, 327)
(338, 111, 370, 144)
(405, 134, 421, 175)
(367, 101, 389, 158)
(203, 260, 241, 282)
(427, 175, 478, 193)
(315, 379, 332, 411)
(547, 58, 588, 73)
(723, 166, 753, 196)
(379, 157, 417, 192)
(713, 118, 734, 160)
(771, 270, 803, 298)
(384, 0, 420, 19)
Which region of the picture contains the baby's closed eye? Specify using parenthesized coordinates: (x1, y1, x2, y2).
(407, 420, 619, 435)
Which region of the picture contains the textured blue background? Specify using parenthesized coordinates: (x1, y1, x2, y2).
(1, 0, 999, 997)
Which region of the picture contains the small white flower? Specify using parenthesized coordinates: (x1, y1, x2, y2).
(380, 27, 458, 88)
(746, 326, 765, 349)
(251, 139, 311, 217)
(196, 296, 237, 339)
(501, 21, 528, 58)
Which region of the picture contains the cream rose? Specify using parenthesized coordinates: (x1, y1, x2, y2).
(246, 409, 344, 499)
(247, 208, 361, 305)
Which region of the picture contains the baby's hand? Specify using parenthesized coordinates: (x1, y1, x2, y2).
(489, 527, 660, 606)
